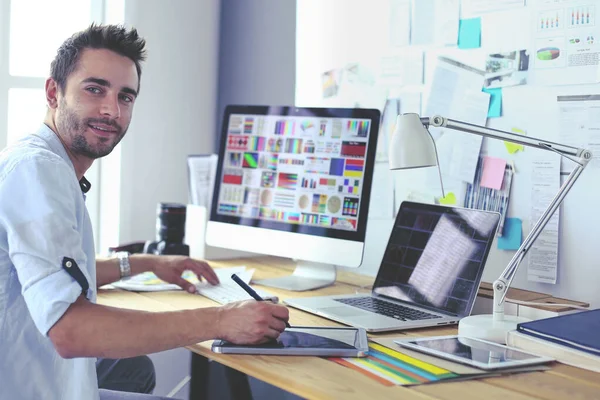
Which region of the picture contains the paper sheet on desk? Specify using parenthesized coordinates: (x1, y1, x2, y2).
(111, 266, 249, 292)
(195, 267, 278, 303)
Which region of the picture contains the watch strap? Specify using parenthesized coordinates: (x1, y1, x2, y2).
(116, 251, 132, 279)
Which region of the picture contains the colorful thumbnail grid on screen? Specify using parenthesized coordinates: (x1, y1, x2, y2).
(218, 114, 371, 232)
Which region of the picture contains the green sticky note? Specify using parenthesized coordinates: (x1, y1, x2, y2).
(505, 127, 526, 153)
(438, 192, 456, 205)
(482, 87, 502, 118)
(504, 141, 524, 154)
(458, 18, 481, 49)
(498, 218, 522, 250)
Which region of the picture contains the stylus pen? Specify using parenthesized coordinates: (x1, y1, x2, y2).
(231, 273, 291, 328)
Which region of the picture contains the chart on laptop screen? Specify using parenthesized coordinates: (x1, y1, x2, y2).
(373, 205, 499, 316)
(216, 113, 372, 232)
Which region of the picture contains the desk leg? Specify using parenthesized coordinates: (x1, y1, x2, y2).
(189, 353, 209, 400)
(224, 366, 253, 400)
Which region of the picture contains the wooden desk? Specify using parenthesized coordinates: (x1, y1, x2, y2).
(98, 257, 600, 400)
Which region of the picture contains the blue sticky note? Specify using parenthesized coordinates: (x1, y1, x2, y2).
(457, 18, 481, 49)
(498, 218, 522, 250)
(482, 87, 502, 118)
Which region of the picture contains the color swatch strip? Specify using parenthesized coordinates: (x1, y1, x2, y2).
(329, 342, 458, 386)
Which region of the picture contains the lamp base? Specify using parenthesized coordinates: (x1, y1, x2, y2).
(458, 314, 530, 344)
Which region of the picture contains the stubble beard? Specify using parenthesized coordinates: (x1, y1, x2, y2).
(57, 98, 127, 159)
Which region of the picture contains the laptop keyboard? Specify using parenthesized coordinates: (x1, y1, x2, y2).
(334, 297, 442, 321)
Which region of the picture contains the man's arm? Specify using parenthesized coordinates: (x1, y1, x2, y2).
(48, 296, 289, 359)
(96, 254, 218, 290)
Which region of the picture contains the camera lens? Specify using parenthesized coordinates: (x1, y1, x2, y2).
(156, 203, 187, 243)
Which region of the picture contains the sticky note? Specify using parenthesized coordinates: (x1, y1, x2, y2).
(438, 192, 456, 205)
(504, 141, 524, 154)
(482, 87, 502, 118)
(458, 18, 481, 49)
(498, 218, 522, 250)
(480, 156, 506, 190)
(504, 127, 526, 154)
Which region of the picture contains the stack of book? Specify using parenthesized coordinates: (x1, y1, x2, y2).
(506, 309, 600, 373)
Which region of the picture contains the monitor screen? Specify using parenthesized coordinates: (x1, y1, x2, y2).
(210, 106, 380, 243)
(373, 202, 500, 317)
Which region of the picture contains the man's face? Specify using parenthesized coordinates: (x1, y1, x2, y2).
(53, 48, 139, 159)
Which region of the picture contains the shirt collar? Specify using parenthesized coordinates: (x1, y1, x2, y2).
(33, 124, 92, 194)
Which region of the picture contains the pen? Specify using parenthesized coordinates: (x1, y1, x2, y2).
(231, 273, 291, 328)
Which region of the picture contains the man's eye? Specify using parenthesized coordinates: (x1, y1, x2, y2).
(86, 87, 101, 94)
(120, 95, 133, 103)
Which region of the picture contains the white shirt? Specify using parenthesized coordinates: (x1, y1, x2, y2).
(0, 124, 99, 399)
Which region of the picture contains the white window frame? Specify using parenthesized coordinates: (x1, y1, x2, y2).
(0, 0, 109, 251)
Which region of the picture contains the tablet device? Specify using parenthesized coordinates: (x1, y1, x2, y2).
(212, 326, 368, 357)
(394, 335, 554, 370)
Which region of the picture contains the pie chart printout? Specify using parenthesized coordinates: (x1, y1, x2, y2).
(537, 47, 560, 61)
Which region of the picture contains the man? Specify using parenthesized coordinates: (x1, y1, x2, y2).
(0, 24, 289, 400)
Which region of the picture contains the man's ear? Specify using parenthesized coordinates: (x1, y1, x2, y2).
(45, 78, 59, 109)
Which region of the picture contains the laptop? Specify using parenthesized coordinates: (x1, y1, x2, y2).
(284, 201, 501, 332)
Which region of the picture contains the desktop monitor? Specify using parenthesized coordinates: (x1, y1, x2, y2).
(206, 105, 380, 291)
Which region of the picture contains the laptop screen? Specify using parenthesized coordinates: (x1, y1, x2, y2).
(372, 202, 500, 317)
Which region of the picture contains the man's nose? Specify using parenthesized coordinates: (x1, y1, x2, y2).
(100, 95, 121, 119)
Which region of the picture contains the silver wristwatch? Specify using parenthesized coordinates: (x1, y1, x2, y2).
(116, 251, 132, 279)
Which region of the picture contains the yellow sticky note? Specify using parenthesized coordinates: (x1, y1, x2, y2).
(504, 141, 524, 154)
(438, 192, 456, 205)
(505, 127, 526, 154)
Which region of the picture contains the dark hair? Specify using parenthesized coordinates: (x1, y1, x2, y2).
(50, 23, 147, 92)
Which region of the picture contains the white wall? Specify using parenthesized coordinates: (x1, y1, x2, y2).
(296, 1, 600, 308)
(115, 0, 221, 245)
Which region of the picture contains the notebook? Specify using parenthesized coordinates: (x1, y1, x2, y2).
(516, 309, 600, 356)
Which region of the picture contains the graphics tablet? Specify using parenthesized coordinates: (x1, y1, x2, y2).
(395, 335, 554, 370)
(212, 326, 368, 357)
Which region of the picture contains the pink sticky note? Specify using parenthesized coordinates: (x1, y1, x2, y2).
(480, 156, 506, 190)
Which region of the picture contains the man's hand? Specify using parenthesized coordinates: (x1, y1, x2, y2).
(216, 301, 290, 344)
(151, 255, 219, 293)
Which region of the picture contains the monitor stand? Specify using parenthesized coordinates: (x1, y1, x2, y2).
(255, 261, 336, 292)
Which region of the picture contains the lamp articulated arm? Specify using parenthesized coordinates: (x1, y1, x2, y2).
(422, 115, 592, 321)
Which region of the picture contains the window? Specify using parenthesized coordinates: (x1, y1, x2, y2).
(9, 0, 92, 77)
(7, 88, 46, 145)
(1, 0, 106, 248)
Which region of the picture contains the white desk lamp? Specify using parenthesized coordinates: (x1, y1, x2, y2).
(389, 113, 592, 343)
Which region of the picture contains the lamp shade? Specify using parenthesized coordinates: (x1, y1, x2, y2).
(389, 113, 437, 170)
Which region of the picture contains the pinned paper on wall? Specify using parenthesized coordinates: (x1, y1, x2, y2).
(457, 18, 481, 49)
(425, 58, 488, 184)
(480, 156, 506, 190)
(322, 69, 342, 98)
(484, 50, 529, 89)
(461, 0, 525, 18)
(389, 0, 411, 47)
(498, 218, 522, 250)
(407, 191, 436, 205)
(482, 87, 502, 117)
(411, 0, 460, 46)
(379, 50, 424, 87)
(528, 155, 560, 284)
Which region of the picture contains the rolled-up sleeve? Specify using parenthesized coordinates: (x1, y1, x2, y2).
(0, 154, 89, 335)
